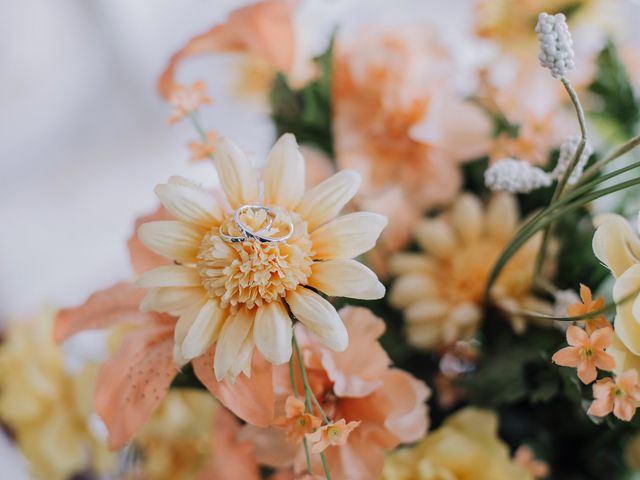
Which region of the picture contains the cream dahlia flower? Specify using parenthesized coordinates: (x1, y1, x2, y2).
(389, 193, 543, 350)
(137, 134, 386, 381)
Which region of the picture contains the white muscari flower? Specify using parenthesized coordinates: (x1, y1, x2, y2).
(484, 158, 552, 193)
(535, 12, 575, 79)
(551, 134, 592, 185)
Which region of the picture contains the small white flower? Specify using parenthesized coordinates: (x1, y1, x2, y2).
(484, 158, 552, 193)
(551, 134, 592, 185)
(535, 12, 575, 79)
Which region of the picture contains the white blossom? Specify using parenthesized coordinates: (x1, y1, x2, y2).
(535, 12, 575, 79)
(551, 134, 592, 185)
(484, 158, 552, 194)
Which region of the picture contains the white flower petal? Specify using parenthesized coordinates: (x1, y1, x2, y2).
(263, 133, 305, 209)
(253, 302, 292, 365)
(613, 264, 640, 355)
(214, 309, 253, 381)
(389, 274, 437, 309)
(485, 193, 519, 241)
(286, 288, 347, 351)
(388, 253, 435, 276)
(310, 212, 387, 260)
(136, 265, 201, 288)
(451, 194, 484, 243)
(140, 287, 205, 315)
(182, 300, 226, 360)
(155, 176, 223, 227)
(296, 170, 361, 230)
(138, 220, 202, 264)
(230, 334, 255, 380)
(593, 214, 640, 278)
(413, 218, 457, 259)
(214, 137, 259, 209)
(309, 259, 385, 300)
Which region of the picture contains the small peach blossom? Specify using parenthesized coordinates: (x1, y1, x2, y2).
(552, 325, 615, 384)
(514, 445, 550, 479)
(307, 419, 360, 454)
(588, 370, 640, 421)
(167, 80, 212, 125)
(273, 396, 322, 444)
(568, 284, 611, 334)
(188, 131, 217, 161)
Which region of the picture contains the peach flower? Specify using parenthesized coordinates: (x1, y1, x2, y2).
(244, 307, 430, 480)
(137, 134, 386, 381)
(273, 396, 321, 444)
(167, 80, 212, 125)
(333, 26, 491, 214)
(513, 445, 550, 479)
(568, 284, 611, 333)
(389, 193, 546, 350)
(588, 369, 640, 421)
(307, 419, 360, 454)
(552, 325, 615, 384)
(157, 0, 314, 99)
(54, 212, 277, 449)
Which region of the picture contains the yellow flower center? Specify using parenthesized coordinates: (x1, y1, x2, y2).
(614, 386, 626, 398)
(295, 416, 309, 429)
(580, 347, 593, 359)
(327, 426, 342, 441)
(196, 208, 313, 311)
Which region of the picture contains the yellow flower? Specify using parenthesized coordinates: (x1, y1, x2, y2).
(137, 133, 386, 381)
(382, 407, 533, 480)
(0, 310, 113, 480)
(389, 193, 542, 350)
(592, 213, 640, 366)
(134, 389, 217, 480)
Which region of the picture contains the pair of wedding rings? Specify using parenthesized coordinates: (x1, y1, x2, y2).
(219, 204, 294, 244)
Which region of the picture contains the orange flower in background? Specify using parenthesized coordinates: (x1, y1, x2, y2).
(273, 396, 321, 444)
(568, 284, 611, 333)
(167, 80, 212, 125)
(552, 325, 615, 384)
(333, 25, 491, 214)
(307, 419, 360, 454)
(137, 133, 386, 382)
(588, 369, 640, 421)
(188, 131, 217, 162)
(244, 307, 430, 480)
(514, 445, 550, 479)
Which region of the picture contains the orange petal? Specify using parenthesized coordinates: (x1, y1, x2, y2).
(284, 395, 306, 418)
(590, 327, 614, 350)
(54, 283, 155, 342)
(577, 361, 597, 385)
(128, 206, 172, 275)
(157, 0, 296, 98)
(94, 323, 176, 450)
(614, 398, 637, 421)
(193, 348, 275, 426)
(551, 347, 580, 367)
(566, 325, 588, 347)
(587, 396, 613, 417)
(579, 283, 592, 304)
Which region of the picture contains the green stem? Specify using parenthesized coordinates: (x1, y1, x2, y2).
(292, 333, 332, 480)
(572, 133, 640, 188)
(290, 353, 313, 474)
(533, 78, 588, 281)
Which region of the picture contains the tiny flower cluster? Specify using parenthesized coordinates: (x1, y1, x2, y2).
(551, 134, 592, 185)
(535, 12, 575, 79)
(484, 158, 552, 193)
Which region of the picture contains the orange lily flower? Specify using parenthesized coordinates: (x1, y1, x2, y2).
(307, 418, 360, 454)
(273, 396, 322, 444)
(167, 80, 212, 125)
(552, 325, 615, 384)
(567, 284, 611, 334)
(588, 369, 640, 421)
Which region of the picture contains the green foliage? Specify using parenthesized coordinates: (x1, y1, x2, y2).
(269, 40, 335, 157)
(589, 41, 640, 138)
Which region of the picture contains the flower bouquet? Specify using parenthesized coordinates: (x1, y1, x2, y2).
(3, 1, 640, 479)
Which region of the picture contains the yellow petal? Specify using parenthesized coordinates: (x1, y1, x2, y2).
(136, 265, 201, 288)
(388, 253, 435, 276)
(253, 302, 293, 365)
(155, 176, 223, 227)
(263, 133, 305, 209)
(214, 137, 259, 208)
(613, 264, 640, 355)
(138, 220, 202, 264)
(486, 193, 519, 241)
(311, 212, 387, 260)
(405, 300, 449, 324)
(593, 214, 640, 278)
(451, 193, 484, 243)
(389, 273, 437, 309)
(287, 288, 347, 351)
(140, 287, 205, 315)
(296, 170, 361, 230)
(413, 218, 457, 259)
(173, 300, 205, 364)
(214, 309, 254, 381)
(182, 300, 225, 360)
(309, 259, 385, 300)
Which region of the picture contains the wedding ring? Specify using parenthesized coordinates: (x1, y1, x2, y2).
(219, 204, 294, 244)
